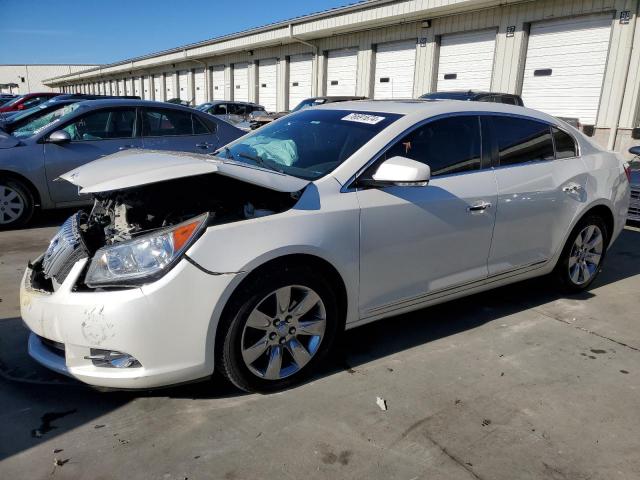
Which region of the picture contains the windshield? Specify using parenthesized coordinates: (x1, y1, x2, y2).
(12, 103, 81, 139)
(290, 98, 327, 113)
(215, 109, 402, 180)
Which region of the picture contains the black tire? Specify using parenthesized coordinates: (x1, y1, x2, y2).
(552, 214, 609, 293)
(0, 178, 35, 229)
(217, 264, 340, 393)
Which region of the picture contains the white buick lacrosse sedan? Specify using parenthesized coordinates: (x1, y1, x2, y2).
(20, 100, 630, 392)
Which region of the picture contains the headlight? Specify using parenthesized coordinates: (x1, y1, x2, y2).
(85, 213, 208, 287)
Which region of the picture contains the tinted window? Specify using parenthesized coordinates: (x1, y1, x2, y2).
(192, 115, 211, 134)
(211, 104, 227, 115)
(384, 116, 482, 176)
(553, 127, 578, 159)
(142, 109, 193, 136)
(491, 116, 554, 166)
(63, 109, 136, 141)
(499, 95, 518, 105)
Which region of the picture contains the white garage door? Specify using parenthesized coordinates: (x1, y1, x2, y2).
(194, 68, 206, 105)
(117, 79, 124, 96)
(521, 14, 612, 125)
(437, 29, 496, 91)
(326, 48, 358, 96)
(211, 66, 225, 100)
(233, 63, 249, 102)
(288, 53, 313, 110)
(153, 74, 164, 101)
(178, 70, 191, 103)
(259, 58, 278, 112)
(374, 40, 416, 99)
(143, 76, 151, 100)
(165, 74, 175, 100)
(125, 79, 133, 96)
(134, 77, 142, 97)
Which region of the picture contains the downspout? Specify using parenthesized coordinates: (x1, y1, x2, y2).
(288, 24, 319, 98)
(608, 6, 638, 151)
(288, 24, 318, 54)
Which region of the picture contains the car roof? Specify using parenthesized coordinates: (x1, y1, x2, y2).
(72, 99, 198, 110)
(313, 99, 559, 124)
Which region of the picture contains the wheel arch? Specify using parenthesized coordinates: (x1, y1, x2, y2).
(0, 169, 41, 207)
(578, 203, 615, 247)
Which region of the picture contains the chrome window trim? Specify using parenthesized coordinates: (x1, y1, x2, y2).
(341, 110, 583, 192)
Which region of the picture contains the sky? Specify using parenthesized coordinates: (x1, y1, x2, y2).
(0, 0, 360, 65)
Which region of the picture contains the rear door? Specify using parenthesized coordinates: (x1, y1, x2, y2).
(486, 115, 587, 274)
(141, 106, 219, 153)
(43, 107, 141, 204)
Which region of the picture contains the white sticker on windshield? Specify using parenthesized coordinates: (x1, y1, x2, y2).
(341, 113, 386, 125)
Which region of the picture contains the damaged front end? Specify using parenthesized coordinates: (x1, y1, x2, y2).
(31, 172, 300, 292)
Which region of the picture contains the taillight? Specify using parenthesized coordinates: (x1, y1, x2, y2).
(624, 163, 632, 183)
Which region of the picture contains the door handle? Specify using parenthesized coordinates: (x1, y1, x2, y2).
(196, 142, 213, 149)
(562, 183, 583, 194)
(118, 144, 137, 150)
(467, 201, 492, 212)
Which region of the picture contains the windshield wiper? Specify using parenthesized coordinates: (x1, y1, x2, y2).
(235, 151, 283, 173)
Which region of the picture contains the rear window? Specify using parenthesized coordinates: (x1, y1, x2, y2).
(217, 109, 402, 180)
(491, 116, 555, 166)
(552, 127, 578, 159)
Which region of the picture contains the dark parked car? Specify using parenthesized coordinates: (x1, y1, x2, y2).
(0, 99, 244, 228)
(196, 101, 266, 125)
(48, 93, 141, 103)
(243, 96, 367, 129)
(628, 146, 640, 222)
(0, 92, 61, 113)
(420, 90, 524, 106)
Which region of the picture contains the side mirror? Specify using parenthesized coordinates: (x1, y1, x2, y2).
(629, 146, 640, 157)
(365, 156, 431, 187)
(47, 130, 71, 144)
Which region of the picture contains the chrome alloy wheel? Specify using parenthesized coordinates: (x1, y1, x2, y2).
(0, 184, 25, 225)
(241, 285, 327, 380)
(568, 225, 604, 285)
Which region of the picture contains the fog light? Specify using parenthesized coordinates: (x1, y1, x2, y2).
(85, 349, 141, 368)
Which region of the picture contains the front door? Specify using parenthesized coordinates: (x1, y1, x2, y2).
(357, 115, 497, 316)
(44, 107, 141, 204)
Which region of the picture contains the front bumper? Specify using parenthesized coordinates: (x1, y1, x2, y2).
(20, 256, 238, 389)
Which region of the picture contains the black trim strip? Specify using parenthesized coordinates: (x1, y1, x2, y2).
(184, 255, 244, 276)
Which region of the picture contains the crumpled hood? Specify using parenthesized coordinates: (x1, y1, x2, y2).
(0, 130, 20, 149)
(59, 149, 310, 194)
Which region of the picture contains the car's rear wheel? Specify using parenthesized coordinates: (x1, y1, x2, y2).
(218, 265, 339, 393)
(553, 215, 608, 292)
(0, 179, 34, 229)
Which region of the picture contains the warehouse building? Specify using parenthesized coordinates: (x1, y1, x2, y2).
(43, 0, 640, 154)
(0, 64, 98, 94)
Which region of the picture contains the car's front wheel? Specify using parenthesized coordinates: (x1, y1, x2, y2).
(0, 178, 34, 229)
(553, 214, 608, 292)
(218, 265, 339, 393)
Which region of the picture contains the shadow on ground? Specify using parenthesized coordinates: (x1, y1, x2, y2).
(0, 223, 638, 461)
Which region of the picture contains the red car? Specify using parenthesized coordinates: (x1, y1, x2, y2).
(0, 92, 60, 113)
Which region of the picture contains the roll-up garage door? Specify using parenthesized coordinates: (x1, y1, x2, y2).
(211, 66, 225, 100)
(118, 79, 125, 96)
(194, 68, 206, 105)
(143, 76, 151, 100)
(178, 70, 191, 103)
(521, 14, 612, 125)
(374, 40, 416, 99)
(289, 53, 313, 110)
(125, 79, 133, 96)
(326, 48, 358, 96)
(153, 74, 164, 101)
(134, 78, 142, 98)
(437, 29, 496, 91)
(258, 59, 278, 112)
(165, 74, 175, 100)
(233, 63, 249, 102)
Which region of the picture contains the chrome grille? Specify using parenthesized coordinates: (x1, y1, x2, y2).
(42, 212, 89, 283)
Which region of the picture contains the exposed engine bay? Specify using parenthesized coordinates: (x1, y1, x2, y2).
(31, 173, 301, 291)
